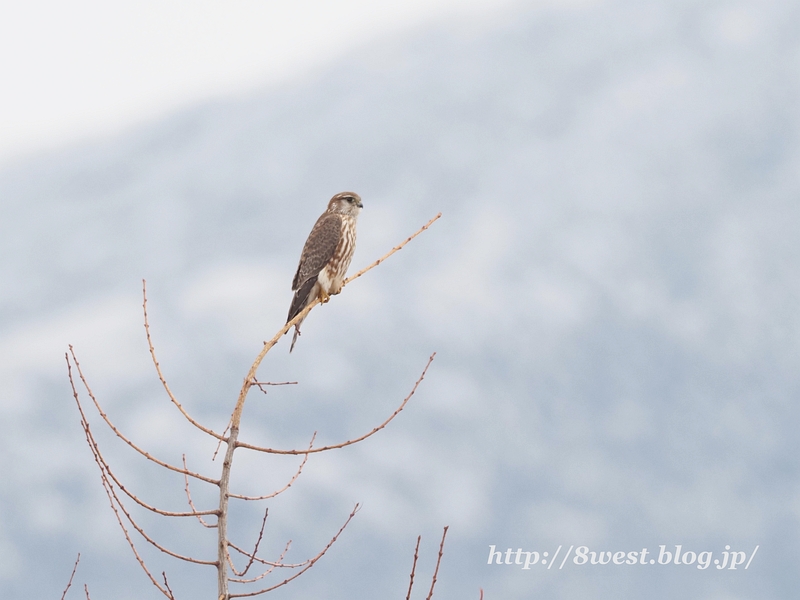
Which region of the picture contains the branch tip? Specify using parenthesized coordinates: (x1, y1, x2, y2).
(60, 553, 81, 600)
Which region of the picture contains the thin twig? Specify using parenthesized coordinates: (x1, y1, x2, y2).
(251, 380, 298, 395)
(68, 348, 220, 485)
(232, 507, 268, 577)
(425, 526, 449, 600)
(229, 564, 282, 585)
(84, 584, 91, 600)
(162, 572, 176, 600)
(143, 279, 226, 441)
(228, 535, 299, 585)
(228, 542, 296, 583)
(229, 561, 284, 584)
(60, 553, 80, 600)
(405, 537, 421, 600)
(229, 433, 315, 501)
(228, 540, 306, 569)
(183, 455, 217, 527)
(228, 504, 360, 597)
(236, 353, 435, 455)
(212, 422, 231, 461)
(479, 588, 484, 600)
(343, 212, 442, 287)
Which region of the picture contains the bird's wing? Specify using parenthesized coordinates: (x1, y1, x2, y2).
(287, 276, 319, 324)
(292, 213, 342, 291)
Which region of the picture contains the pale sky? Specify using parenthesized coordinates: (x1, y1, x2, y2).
(0, 0, 532, 164)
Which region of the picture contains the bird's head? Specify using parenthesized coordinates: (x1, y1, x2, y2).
(327, 192, 363, 217)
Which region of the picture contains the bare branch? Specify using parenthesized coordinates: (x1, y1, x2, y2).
(229, 434, 315, 501)
(216, 215, 440, 599)
(228, 504, 360, 597)
(143, 279, 226, 441)
(68, 213, 441, 600)
(60, 553, 80, 600)
(84, 584, 91, 600)
(95, 435, 217, 518)
(81, 418, 216, 566)
(425, 526, 449, 600)
(405, 537, 421, 600)
(343, 212, 442, 288)
(68, 355, 219, 521)
(67, 348, 220, 486)
(479, 588, 484, 600)
(236, 353, 435, 455)
(105, 475, 217, 565)
(87, 419, 216, 518)
(69, 377, 216, 568)
(90, 449, 175, 599)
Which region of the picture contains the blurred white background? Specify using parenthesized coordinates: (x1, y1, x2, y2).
(0, 0, 525, 162)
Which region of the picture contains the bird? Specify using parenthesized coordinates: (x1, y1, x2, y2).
(287, 192, 363, 351)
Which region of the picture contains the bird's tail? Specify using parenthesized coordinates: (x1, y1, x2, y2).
(286, 278, 317, 352)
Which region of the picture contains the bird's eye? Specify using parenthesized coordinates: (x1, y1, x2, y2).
(346, 197, 354, 203)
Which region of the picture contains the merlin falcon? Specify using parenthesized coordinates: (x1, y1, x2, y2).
(287, 192, 363, 351)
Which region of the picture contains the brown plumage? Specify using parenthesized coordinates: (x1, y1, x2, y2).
(287, 192, 363, 351)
